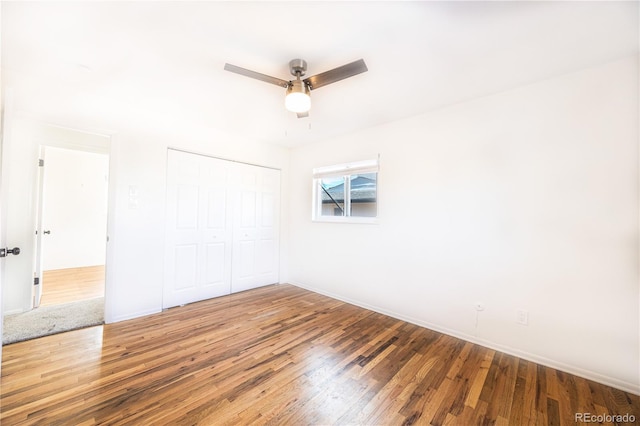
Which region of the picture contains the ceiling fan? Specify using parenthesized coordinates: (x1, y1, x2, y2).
(224, 58, 368, 118)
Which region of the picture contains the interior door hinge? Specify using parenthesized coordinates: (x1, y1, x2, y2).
(39, 159, 44, 167)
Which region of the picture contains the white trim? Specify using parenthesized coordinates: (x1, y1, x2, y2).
(103, 134, 119, 324)
(313, 158, 379, 179)
(167, 147, 281, 172)
(312, 215, 378, 225)
(27, 126, 115, 322)
(289, 281, 640, 396)
(109, 307, 161, 324)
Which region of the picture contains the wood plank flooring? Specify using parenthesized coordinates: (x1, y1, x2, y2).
(41, 265, 105, 306)
(1, 284, 638, 425)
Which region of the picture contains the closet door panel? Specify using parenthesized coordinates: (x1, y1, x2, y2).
(204, 242, 225, 284)
(164, 150, 233, 308)
(173, 244, 198, 290)
(231, 164, 280, 293)
(256, 240, 275, 274)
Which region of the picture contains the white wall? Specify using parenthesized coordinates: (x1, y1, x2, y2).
(104, 125, 290, 323)
(2, 119, 290, 322)
(42, 147, 109, 270)
(288, 56, 640, 394)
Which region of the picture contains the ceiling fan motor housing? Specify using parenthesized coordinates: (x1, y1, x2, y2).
(289, 59, 307, 77)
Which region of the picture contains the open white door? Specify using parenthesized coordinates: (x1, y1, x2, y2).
(0, 163, 3, 366)
(32, 147, 46, 308)
(0, 94, 6, 369)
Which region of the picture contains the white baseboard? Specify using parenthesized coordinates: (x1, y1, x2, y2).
(289, 281, 640, 396)
(106, 307, 161, 324)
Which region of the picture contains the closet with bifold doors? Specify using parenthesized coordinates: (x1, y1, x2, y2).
(163, 149, 280, 309)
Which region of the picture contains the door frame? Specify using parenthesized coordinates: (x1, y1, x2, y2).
(28, 126, 118, 323)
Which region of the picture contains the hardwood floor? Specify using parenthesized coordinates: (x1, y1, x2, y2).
(1, 284, 638, 425)
(40, 265, 105, 306)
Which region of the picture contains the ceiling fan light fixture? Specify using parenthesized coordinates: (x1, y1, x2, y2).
(225, 58, 367, 118)
(285, 79, 311, 113)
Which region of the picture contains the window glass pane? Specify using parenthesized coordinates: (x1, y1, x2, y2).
(349, 173, 377, 217)
(319, 176, 345, 217)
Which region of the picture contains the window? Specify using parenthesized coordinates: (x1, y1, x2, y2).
(312, 158, 379, 223)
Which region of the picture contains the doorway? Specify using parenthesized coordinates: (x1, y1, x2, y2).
(1, 120, 113, 345)
(36, 146, 109, 307)
(2, 145, 110, 344)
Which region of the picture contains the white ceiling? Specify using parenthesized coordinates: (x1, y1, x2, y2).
(2, 1, 638, 148)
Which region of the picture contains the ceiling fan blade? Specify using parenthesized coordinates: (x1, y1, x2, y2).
(296, 111, 309, 119)
(303, 59, 368, 90)
(224, 63, 289, 88)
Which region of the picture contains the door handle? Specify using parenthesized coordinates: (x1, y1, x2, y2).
(0, 247, 21, 257)
(43, 230, 51, 234)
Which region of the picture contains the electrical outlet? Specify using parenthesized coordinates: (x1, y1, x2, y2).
(517, 309, 529, 325)
(475, 302, 485, 312)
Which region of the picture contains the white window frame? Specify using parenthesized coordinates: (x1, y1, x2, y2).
(312, 158, 379, 224)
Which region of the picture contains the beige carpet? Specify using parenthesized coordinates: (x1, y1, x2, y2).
(2, 297, 104, 345)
